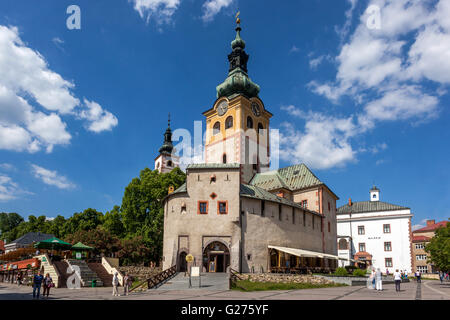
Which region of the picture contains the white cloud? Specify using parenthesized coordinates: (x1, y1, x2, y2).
(79, 99, 118, 133)
(131, 0, 181, 24)
(0, 174, 19, 201)
(289, 45, 300, 54)
(309, 54, 332, 70)
(201, 0, 234, 23)
(311, 0, 450, 117)
(0, 25, 118, 153)
(31, 164, 75, 190)
(0, 163, 15, 171)
(279, 106, 357, 170)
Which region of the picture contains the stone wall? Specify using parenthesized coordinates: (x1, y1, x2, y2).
(239, 273, 335, 285)
(118, 266, 162, 280)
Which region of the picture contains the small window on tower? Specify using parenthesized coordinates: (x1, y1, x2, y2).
(225, 116, 233, 129)
(222, 153, 227, 164)
(247, 116, 254, 129)
(258, 123, 264, 135)
(167, 160, 173, 167)
(213, 122, 220, 135)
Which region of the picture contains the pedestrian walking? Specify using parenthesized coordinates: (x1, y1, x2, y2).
(123, 273, 131, 296)
(42, 273, 53, 299)
(367, 268, 375, 289)
(394, 269, 402, 292)
(371, 268, 376, 289)
(416, 271, 421, 283)
(112, 272, 120, 296)
(439, 271, 444, 283)
(17, 272, 23, 286)
(32, 270, 44, 299)
(375, 268, 383, 291)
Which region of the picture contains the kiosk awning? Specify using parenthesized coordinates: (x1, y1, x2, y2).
(268, 245, 339, 260)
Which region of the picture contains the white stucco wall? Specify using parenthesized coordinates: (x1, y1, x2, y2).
(337, 209, 413, 273)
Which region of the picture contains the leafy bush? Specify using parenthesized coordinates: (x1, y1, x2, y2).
(352, 268, 367, 277)
(345, 265, 357, 273)
(334, 267, 348, 276)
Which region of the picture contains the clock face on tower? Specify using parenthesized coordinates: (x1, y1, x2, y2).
(217, 100, 228, 116)
(251, 102, 261, 117)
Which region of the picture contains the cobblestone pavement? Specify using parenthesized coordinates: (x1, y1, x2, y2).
(0, 280, 449, 300)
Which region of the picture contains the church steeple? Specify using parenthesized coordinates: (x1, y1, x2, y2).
(216, 17, 260, 99)
(155, 114, 179, 173)
(158, 113, 174, 155)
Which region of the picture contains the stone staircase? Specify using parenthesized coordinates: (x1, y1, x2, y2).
(88, 262, 113, 287)
(66, 259, 103, 287)
(36, 254, 60, 288)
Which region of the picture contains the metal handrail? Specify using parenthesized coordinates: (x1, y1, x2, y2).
(129, 265, 177, 292)
(229, 268, 247, 291)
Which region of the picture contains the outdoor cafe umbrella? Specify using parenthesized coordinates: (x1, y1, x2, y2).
(33, 237, 72, 251)
(71, 242, 94, 251)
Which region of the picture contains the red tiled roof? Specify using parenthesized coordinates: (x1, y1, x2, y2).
(412, 235, 431, 242)
(0, 240, 5, 252)
(354, 251, 372, 259)
(414, 220, 448, 233)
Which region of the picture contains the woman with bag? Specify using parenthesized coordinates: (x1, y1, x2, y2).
(42, 273, 53, 299)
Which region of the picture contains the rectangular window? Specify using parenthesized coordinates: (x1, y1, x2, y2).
(328, 221, 331, 233)
(328, 202, 331, 211)
(278, 204, 282, 221)
(303, 213, 306, 226)
(417, 266, 428, 273)
(198, 201, 208, 214)
(302, 200, 308, 209)
(383, 224, 391, 233)
(416, 254, 427, 261)
(415, 243, 425, 250)
(292, 208, 295, 224)
(358, 226, 365, 235)
(385, 258, 393, 267)
(359, 243, 366, 252)
(218, 201, 228, 214)
(384, 242, 392, 251)
(312, 216, 315, 229)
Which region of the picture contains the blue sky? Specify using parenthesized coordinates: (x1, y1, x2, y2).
(0, 0, 448, 230)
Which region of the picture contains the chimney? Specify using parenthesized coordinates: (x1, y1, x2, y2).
(348, 198, 352, 206)
(426, 220, 435, 227)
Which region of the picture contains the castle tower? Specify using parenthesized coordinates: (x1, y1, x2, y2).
(155, 114, 179, 173)
(370, 186, 380, 202)
(202, 19, 272, 183)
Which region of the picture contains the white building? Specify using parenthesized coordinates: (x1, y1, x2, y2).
(336, 186, 413, 273)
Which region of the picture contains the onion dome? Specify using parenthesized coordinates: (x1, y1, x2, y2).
(216, 20, 260, 99)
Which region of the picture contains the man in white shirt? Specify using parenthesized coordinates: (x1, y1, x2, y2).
(375, 268, 383, 291)
(394, 269, 402, 292)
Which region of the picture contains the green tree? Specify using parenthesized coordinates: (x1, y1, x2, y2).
(0, 212, 24, 236)
(102, 205, 125, 237)
(120, 167, 186, 262)
(65, 226, 121, 256)
(63, 208, 104, 235)
(48, 215, 67, 238)
(425, 220, 450, 272)
(117, 236, 151, 266)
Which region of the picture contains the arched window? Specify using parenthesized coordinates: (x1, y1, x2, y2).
(213, 122, 220, 135)
(225, 116, 233, 129)
(167, 160, 173, 167)
(258, 123, 264, 135)
(338, 239, 348, 250)
(247, 116, 253, 129)
(222, 153, 227, 164)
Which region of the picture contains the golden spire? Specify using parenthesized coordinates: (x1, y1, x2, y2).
(236, 11, 241, 25)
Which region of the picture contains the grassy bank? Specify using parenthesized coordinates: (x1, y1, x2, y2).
(232, 280, 347, 292)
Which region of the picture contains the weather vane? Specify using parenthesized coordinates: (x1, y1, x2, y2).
(236, 11, 241, 25)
